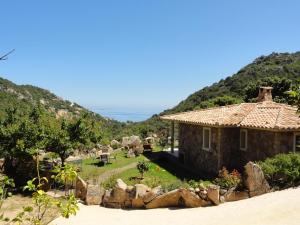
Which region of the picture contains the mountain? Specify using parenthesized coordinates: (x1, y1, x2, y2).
(0, 77, 124, 140)
(128, 52, 300, 140)
(162, 52, 300, 114)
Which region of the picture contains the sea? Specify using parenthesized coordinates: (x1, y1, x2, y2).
(89, 106, 164, 122)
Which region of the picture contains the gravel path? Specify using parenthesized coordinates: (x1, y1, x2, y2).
(52, 187, 300, 225)
(93, 162, 138, 183)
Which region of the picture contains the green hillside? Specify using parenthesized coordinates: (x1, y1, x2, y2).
(0, 77, 124, 141)
(127, 52, 300, 140)
(163, 52, 300, 114)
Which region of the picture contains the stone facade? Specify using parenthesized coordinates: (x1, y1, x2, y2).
(178, 123, 295, 174)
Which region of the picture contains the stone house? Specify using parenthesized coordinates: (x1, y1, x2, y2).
(161, 87, 300, 174)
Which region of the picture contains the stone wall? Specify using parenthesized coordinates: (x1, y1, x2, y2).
(178, 123, 220, 174)
(178, 123, 295, 173)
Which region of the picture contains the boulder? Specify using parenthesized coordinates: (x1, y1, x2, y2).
(134, 184, 151, 198)
(224, 190, 249, 202)
(116, 179, 127, 191)
(85, 185, 104, 205)
(146, 189, 209, 209)
(102, 187, 128, 208)
(122, 136, 130, 148)
(198, 189, 208, 200)
(244, 162, 270, 197)
(111, 140, 121, 149)
(131, 184, 151, 209)
(127, 149, 136, 158)
(143, 186, 162, 203)
(75, 176, 87, 200)
(180, 189, 211, 207)
(122, 136, 143, 148)
(132, 198, 145, 209)
(132, 145, 144, 156)
(207, 185, 220, 205)
(146, 189, 181, 209)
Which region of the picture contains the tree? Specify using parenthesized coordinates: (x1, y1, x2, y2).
(137, 161, 150, 179)
(46, 119, 73, 167)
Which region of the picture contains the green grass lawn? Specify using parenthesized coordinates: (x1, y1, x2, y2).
(76, 150, 147, 181)
(74, 147, 212, 190)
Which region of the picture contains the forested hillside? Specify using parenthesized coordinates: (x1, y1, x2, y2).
(1, 52, 300, 141)
(0, 77, 125, 141)
(127, 52, 300, 139)
(163, 52, 300, 114)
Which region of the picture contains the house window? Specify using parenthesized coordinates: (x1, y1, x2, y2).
(240, 129, 247, 151)
(202, 127, 211, 151)
(294, 133, 300, 152)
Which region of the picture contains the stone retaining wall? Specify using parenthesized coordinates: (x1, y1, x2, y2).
(75, 161, 270, 209)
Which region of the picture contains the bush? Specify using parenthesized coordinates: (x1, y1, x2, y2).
(214, 167, 242, 189)
(258, 153, 300, 188)
(137, 161, 150, 178)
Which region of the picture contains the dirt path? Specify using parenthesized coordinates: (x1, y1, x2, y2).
(52, 187, 300, 225)
(91, 162, 138, 184)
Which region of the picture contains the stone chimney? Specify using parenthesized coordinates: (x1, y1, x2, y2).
(257, 87, 273, 102)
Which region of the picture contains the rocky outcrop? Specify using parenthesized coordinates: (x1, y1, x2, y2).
(85, 185, 104, 205)
(245, 162, 270, 197)
(75, 176, 87, 201)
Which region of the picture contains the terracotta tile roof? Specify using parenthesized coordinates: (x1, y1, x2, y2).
(160, 101, 300, 130)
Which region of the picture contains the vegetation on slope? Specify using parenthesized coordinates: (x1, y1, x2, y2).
(126, 52, 300, 140)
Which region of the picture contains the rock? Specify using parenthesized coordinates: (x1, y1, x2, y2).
(219, 189, 227, 196)
(146, 189, 181, 209)
(111, 140, 121, 149)
(116, 179, 127, 191)
(195, 188, 200, 193)
(102, 187, 128, 208)
(180, 189, 210, 208)
(219, 196, 225, 203)
(143, 186, 162, 204)
(85, 185, 104, 205)
(134, 184, 151, 198)
(132, 198, 145, 209)
(188, 188, 195, 192)
(127, 185, 134, 192)
(75, 176, 87, 200)
(145, 137, 155, 144)
(132, 145, 144, 156)
(224, 190, 249, 202)
(244, 162, 270, 197)
(131, 184, 151, 209)
(146, 189, 209, 209)
(198, 190, 207, 200)
(127, 149, 136, 158)
(98, 145, 113, 154)
(207, 185, 220, 205)
(122, 136, 130, 148)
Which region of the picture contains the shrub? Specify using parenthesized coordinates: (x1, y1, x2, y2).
(137, 161, 150, 179)
(102, 175, 117, 189)
(258, 153, 300, 188)
(161, 180, 184, 192)
(214, 167, 242, 189)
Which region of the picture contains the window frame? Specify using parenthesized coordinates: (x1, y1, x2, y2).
(202, 127, 211, 151)
(293, 132, 300, 152)
(240, 129, 248, 151)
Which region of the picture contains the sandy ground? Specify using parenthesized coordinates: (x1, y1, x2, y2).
(52, 187, 300, 225)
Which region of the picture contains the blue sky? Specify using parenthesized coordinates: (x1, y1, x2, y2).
(1, 0, 300, 112)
